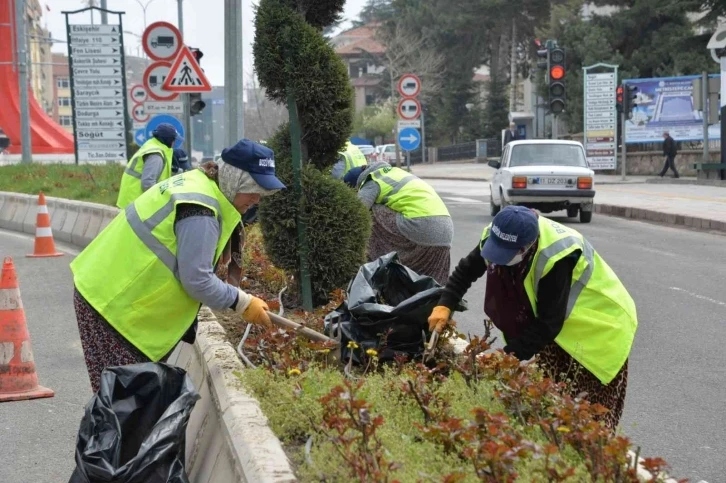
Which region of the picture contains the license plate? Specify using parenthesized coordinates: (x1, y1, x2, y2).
(529, 177, 571, 185)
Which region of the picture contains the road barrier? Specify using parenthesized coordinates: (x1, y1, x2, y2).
(0, 191, 297, 483)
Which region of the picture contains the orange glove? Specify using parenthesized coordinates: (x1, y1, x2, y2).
(241, 296, 272, 328)
(428, 306, 451, 333)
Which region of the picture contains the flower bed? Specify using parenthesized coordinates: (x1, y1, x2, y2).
(222, 225, 680, 482)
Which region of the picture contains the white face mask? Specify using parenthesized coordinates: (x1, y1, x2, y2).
(505, 252, 525, 266)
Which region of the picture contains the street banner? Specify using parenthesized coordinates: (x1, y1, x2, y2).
(624, 75, 721, 143)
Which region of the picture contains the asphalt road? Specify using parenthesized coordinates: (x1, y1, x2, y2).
(0, 230, 86, 483)
(1, 179, 724, 482)
(430, 178, 725, 482)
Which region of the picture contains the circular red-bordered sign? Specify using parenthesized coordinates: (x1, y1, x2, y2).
(142, 21, 182, 61)
(397, 97, 421, 120)
(132, 102, 150, 123)
(129, 84, 147, 104)
(397, 74, 422, 98)
(143, 61, 179, 101)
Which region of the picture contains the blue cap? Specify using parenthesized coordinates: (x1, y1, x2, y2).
(481, 206, 539, 265)
(152, 123, 182, 147)
(221, 139, 286, 190)
(343, 166, 365, 187)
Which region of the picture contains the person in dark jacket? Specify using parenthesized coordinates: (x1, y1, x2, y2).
(172, 149, 192, 174)
(659, 131, 679, 178)
(428, 206, 638, 430)
(504, 122, 519, 146)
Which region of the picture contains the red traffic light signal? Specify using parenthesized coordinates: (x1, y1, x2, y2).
(550, 65, 565, 80)
(616, 85, 624, 103)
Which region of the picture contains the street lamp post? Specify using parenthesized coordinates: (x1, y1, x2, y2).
(133, 0, 159, 32)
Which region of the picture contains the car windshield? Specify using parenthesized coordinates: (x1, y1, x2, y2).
(509, 144, 587, 168)
(359, 146, 375, 154)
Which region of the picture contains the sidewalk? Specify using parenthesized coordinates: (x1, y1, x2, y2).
(412, 162, 726, 233)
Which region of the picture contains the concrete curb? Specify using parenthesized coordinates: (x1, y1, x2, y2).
(594, 203, 726, 234)
(0, 191, 297, 483)
(646, 177, 726, 187)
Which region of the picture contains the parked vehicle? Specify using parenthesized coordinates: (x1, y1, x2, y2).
(357, 144, 376, 162)
(376, 144, 397, 163)
(488, 140, 595, 223)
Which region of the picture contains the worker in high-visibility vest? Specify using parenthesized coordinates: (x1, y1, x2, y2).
(428, 206, 638, 430)
(71, 139, 285, 392)
(343, 161, 453, 284)
(331, 141, 368, 180)
(116, 123, 180, 209)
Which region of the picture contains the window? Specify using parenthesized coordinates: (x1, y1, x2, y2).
(59, 116, 72, 126)
(58, 97, 71, 107)
(365, 94, 375, 106)
(56, 78, 69, 89)
(509, 144, 587, 168)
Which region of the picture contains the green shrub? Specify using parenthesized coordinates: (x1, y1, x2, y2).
(259, 162, 370, 305)
(254, 0, 369, 305)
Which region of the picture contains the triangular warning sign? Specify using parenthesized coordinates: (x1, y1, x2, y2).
(162, 46, 212, 92)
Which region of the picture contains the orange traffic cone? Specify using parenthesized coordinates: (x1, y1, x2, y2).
(26, 192, 63, 258)
(0, 257, 54, 402)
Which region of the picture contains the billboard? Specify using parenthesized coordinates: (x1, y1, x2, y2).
(624, 75, 720, 144)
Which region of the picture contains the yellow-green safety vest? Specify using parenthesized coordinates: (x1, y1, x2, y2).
(340, 142, 367, 175)
(116, 137, 173, 209)
(369, 166, 450, 219)
(71, 169, 241, 361)
(480, 217, 637, 384)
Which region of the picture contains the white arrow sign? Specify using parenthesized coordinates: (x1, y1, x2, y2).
(74, 88, 123, 99)
(76, 129, 126, 141)
(75, 99, 124, 109)
(70, 57, 121, 67)
(72, 67, 123, 77)
(76, 119, 125, 129)
(74, 109, 125, 119)
(70, 34, 120, 46)
(70, 25, 120, 35)
(400, 134, 418, 143)
(71, 46, 122, 57)
(73, 78, 123, 88)
(77, 141, 126, 150)
(77, 150, 127, 162)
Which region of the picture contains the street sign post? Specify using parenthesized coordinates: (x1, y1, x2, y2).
(398, 127, 421, 151)
(65, 9, 129, 165)
(142, 21, 182, 62)
(146, 114, 185, 149)
(397, 73, 421, 98)
(582, 64, 618, 171)
(143, 61, 179, 101)
(162, 46, 212, 92)
(397, 98, 421, 121)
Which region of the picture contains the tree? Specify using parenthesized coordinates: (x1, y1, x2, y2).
(352, 0, 396, 26)
(244, 71, 289, 142)
(254, 0, 371, 305)
(352, 101, 396, 141)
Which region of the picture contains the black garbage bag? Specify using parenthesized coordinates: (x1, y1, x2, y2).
(324, 252, 467, 362)
(69, 363, 201, 483)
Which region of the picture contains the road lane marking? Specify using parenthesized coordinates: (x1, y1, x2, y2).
(442, 196, 485, 204)
(669, 287, 726, 308)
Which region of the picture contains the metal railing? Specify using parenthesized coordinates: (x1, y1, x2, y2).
(437, 141, 477, 162)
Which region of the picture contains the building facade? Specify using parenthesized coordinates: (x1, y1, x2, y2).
(51, 53, 72, 133)
(26, 0, 53, 114)
(331, 24, 386, 112)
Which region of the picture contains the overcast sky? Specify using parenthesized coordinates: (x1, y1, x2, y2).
(41, 0, 367, 86)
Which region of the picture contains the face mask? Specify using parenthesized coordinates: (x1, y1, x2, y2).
(505, 252, 525, 266)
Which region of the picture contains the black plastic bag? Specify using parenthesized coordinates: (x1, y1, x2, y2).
(324, 252, 467, 362)
(69, 363, 201, 483)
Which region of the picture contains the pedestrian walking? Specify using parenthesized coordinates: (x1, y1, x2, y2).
(659, 130, 679, 178)
(71, 139, 285, 392)
(344, 161, 454, 284)
(428, 206, 638, 430)
(117, 123, 180, 209)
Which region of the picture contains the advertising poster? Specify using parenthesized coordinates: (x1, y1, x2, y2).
(584, 72, 617, 169)
(624, 75, 721, 143)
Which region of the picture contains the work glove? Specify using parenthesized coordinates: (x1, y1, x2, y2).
(428, 306, 452, 333)
(235, 288, 272, 328)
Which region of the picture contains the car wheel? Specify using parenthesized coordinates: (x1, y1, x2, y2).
(490, 192, 500, 216)
(580, 210, 592, 224)
(500, 190, 509, 208)
(567, 205, 579, 218)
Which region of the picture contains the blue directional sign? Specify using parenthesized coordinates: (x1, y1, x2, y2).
(134, 128, 147, 146)
(145, 114, 184, 149)
(398, 127, 421, 152)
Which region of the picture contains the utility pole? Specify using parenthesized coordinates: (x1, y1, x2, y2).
(16, 0, 32, 163)
(224, 0, 244, 144)
(421, 105, 427, 164)
(620, 111, 627, 180)
(100, 0, 108, 24)
(177, 0, 192, 155)
(510, 19, 517, 113)
(702, 71, 709, 164)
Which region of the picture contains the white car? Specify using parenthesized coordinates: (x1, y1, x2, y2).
(375, 144, 396, 163)
(488, 140, 595, 223)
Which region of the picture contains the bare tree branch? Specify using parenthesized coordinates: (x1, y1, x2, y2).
(244, 69, 289, 142)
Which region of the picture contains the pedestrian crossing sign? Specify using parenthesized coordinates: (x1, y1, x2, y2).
(162, 46, 212, 92)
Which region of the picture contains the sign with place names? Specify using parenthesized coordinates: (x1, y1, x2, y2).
(67, 20, 128, 164)
(584, 71, 617, 170)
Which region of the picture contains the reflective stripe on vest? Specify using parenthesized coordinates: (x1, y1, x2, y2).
(116, 138, 173, 209)
(370, 167, 450, 219)
(72, 170, 241, 361)
(480, 217, 637, 384)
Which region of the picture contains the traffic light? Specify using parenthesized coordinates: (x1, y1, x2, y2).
(535, 40, 549, 71)
(616, 85, 624, 112)
(548, 47, 566, 114)
(622, 84, 638, 119)
(188, 47, 206, 117)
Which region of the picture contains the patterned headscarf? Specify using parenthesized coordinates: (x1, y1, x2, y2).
(216, 160, 275, 203)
